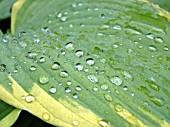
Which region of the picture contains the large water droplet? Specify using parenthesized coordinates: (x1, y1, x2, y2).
(65, 42, 74, 50)
(98, 120, 109, 127)
(65, 87, 71, 93)
(87, 74, 98, 83)
(146, 33, 154, 39)
(60, 71, 68, 78)
(49, 87, 57, 94)
(110, 76, 122, 86)
(0, 64, 6, 72)
(39, 76, 50, 84)
(148, 45, 157, 52)
(154, 37, 163, 43)
(101, 83, 109, 90)
(104, 94, 113, 102)
(150, 97, 164, 107)
(86, 58, 95, 66)
(25, 95, 35, 103)
(75, 50, 83, 57)
(114, 103, 123, 112)
(75, 63, 83, 71)
(52, 62, 60, 70)
(42, 113, 50, 121)
(30, 66, 36, 71)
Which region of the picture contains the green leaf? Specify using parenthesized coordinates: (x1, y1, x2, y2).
(0, 0, 16, 20)
(1, 0, 170, 127)
(149, 0, 170, 12)
(0, 100, 21, 127)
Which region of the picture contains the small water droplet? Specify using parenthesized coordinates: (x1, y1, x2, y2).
(65, 87, 71, 93)
(0, 64, 6, 72)
(98, 120, 109, 127)
(73, 120, 79, 126)
(61, 16, 67, 22)
(42, 113, 50, 121)
(30, 66, 36, 71)
(150, 97, 164, 107)
(66, 81, 72, 85)
(148, 45, 157, 52)
(113, 25, 122, 30)
(49, 87, 57, 94)
(8, 81, 13, 86)
(75, 86, 82, 91)
(87, 74, 98, 83)
(146, 33, 154, 39)
(13, 68, 18, 73)
(72, 3, 77, 7)
(154, 37, 163, 43)
(104, 94, 113, 101)
(163, 46, 169, 51)
(60, 71, 68, 78)
(123, 86, 128, 91)
(25, 95, 35, 103)
(146, 80, 159, 91)
(110, 76, 122, 86)
(39, 57, 45, 63)
(27, 52, 38, 59)
(57, 13, 62, 18)
(52, 62, 60, 70)
(100, 14, 105, 18)
(75, 50, 83, 57)
(86, 58, 95, 66)
(75, 63, 83, 71)
(101, 84, 108, 90)
(39, 76, 50, 84)
(114, 103, 123, 112)
(65, 42, 74, 50)
(93, 87, 99, 92)
(73, 93, 78, 99)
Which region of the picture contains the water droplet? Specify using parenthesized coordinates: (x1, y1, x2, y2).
(25, 95, 35, 103)
(87, 74, 98, 83)
(8, 81, 13, 86)
(93, 87, 99, 92)
(52, 62, 60, 70)
(154, 37, 163, 43)
(148, 45, 157, 52)
(104, 94, 113, 101)
(73, 93, 78, 99)
(30, 66, 36, 71)
(49, 87, 57, 94)
(76, 86, 82, 91)
(98, 120, 109, 127)
(75, 50, 83, 57)
(39, 76, 50, 84)
(61, 16, 67, 22)
(42, 113, 50, 121)
(110, 76, 122, 86)
(100, 14, 105, 18)
(101, 84, 108, 90)
(13, 68, 18, 73)
(163, 46, 169, 51)
(146, 33, 154, 39)
(66, 81, 72, 85)
(114, 103, 123, 112)
(123, 86, 128, 91)
(65, 87, 71, 93)
(72, 3, 77, 7)
(113, 25, 122, 30)
(65, 42, 74, 50)
(39, 57, 45, 63)
(0, 64, 6, 72)
(27, 52, 38, 59)
(86, 58, 95, 66)
(60, 71, 68, 78)
(146, 80, 159, 91)
(75, 63, 83, 71)
(73, 120, 79, 126)
(57, 13, 62, 18)
(150, 97, 164, 107)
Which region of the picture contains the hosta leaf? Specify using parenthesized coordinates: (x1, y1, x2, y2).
(0, 100, 20, 127)
(0, 0, 16, 20)
(149, 0, 170, 12)
(0, 0, 170, 127)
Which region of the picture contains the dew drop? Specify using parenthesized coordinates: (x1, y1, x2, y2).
(25, 95, 35, 103)
(39, 76, 50, 84)
(75, 50, 83, 57)
(61, 16, 67, 22)
(76, 86, 82, 91)
(65, 42, 74, 50)
(65, 87, 71, 93)
(113, 25, 122, 30)
(148, 45, 157, 52)
(86, 58, 95, 66)
(66, 81, 72, 85)
(150, 97, 164, 107)
(39, 57, 45, 63)
(13, 68, 18, 73)
(163, 46, 169, 51)
(73, 93, 78, 99)
(75, 63, 83, 71)
(30, 66, 36, 71)
(49, 87, 57, 94)
(104, 94, 113, 101)
(42, 113, 50, 121)
(100, 14, 105, 18)
(146, 33, 154, 39)
(73, 120, 79, 126)
(154, 37, 163, 43)
(60, 71, 68, 78)
(8, 81, 13, 86)
(114, 103, 123, 112)
(72, 3, 77, 7)
(110, 76, 122, 86)
(27, 52, 38, 59)
(0, 64, 6, 72)
(101, 84, 109, 90)
(87, 74, 98, 83)
(93, 87, 99, 92)
(52, 62, 60, 70)
(123, 86, 128, 91)
(98, 120, 109, 127)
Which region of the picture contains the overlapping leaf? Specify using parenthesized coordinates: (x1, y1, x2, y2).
(0, 0, 170, 127)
